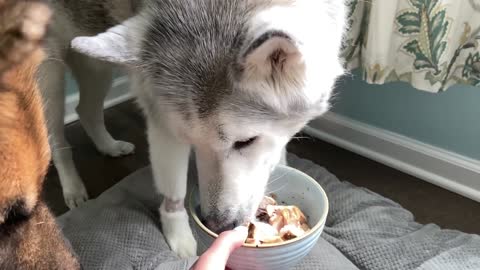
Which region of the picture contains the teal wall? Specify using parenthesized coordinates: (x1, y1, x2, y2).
(66, 72, 78, 96)
(331, 70, 480, 160)
(65, 69, 124, 96)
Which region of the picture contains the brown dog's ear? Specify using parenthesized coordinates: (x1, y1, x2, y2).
(0, 1, 51, 72)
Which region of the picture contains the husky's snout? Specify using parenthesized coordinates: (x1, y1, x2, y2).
(202, 166, 279, 233)
(194, 132, 287, 234)
(203, 205, 255, 233)
(200, 194, 253, 234)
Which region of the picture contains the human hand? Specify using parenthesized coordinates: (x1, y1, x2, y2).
(191, 226, 248, 270)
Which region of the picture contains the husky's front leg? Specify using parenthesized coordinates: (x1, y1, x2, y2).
(147, 121, 197, 258)
(280, 147, 288, 166)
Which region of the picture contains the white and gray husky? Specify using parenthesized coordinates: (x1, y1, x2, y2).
(40, 0, 346, 257)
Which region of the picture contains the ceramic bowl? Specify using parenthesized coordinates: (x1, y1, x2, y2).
(188, 165, 329, 270)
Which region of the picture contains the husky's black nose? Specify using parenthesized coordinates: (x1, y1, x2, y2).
(205, 220, 237, 234)
(202, 213, 243, 234)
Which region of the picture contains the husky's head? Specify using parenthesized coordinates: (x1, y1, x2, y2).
(72, 0, 346, 232)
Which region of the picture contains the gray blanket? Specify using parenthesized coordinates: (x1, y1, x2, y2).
(57, 154, 480, 269)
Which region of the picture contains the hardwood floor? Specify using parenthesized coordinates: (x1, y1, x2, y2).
(43, 101, 480, 234)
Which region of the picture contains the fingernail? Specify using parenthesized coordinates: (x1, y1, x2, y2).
(233, 225, 248, 235)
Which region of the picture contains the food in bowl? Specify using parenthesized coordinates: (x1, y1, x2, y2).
(245, 195, 311, 246)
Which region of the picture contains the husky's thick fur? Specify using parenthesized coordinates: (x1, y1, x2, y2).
(45, 0, 346, 257)
(0, 1, 79, 268)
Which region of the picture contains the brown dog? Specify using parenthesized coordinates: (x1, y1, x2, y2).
(0, 1, 80, 269)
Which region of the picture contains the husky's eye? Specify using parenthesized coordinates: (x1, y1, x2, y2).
(233, 136, 258, 150)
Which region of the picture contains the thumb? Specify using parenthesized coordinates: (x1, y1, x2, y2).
(193, 226, 248, 270)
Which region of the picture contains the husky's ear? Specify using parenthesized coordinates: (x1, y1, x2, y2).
(71, 22, 137, 65)
(241, 30, 303, 81)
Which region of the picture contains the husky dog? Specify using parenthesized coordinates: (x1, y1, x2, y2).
(37, 0, 141, 209)
(0, 1, 80, 268)
(47, 0, 346, 258)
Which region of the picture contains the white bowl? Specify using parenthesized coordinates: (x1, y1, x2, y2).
(189, 165, 329, 270)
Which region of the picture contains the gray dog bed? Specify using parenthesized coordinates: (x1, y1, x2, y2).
(57, 154, 480, 269)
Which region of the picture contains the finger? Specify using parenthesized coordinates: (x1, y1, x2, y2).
(209, 227, 248, 257)
(193, 226, 248, 270)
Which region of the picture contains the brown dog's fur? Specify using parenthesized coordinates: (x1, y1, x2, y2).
(0, 1, 80, 269)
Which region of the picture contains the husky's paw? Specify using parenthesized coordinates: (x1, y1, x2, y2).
(166, 226, 197, 258)
(99, 140, 135, 157)
(160, 206, 197, 258)
(63, 183, 89, 209)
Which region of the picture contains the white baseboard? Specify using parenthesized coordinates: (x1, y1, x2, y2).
(305, 112, 480, 203)
(64, 76, 133, 124)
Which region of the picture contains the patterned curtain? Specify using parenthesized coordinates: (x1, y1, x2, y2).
(342, 0, 480, 92)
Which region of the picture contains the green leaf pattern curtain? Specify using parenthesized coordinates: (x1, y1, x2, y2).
(342, 0, 480, 92)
